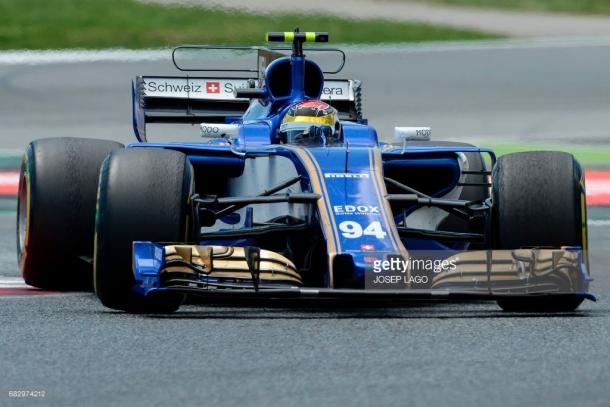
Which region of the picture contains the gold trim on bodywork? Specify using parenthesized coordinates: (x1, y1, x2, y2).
(432, 248, 584, 293)
(162, 245, 303, 285)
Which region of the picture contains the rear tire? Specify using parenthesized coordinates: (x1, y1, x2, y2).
(94, 148, 193, 313)
(17, 137, 124, 290)
(492, 151, 587, 312)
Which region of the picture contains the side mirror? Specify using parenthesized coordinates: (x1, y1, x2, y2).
(394, 127, 431, 142)
(200, 123, 240, 138)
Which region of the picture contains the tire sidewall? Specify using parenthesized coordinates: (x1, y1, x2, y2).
(94, 148, 193, 312)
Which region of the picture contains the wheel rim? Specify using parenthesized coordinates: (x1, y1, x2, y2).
(17, 170, 28, 258)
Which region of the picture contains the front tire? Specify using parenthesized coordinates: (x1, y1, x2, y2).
(94, 148, 193, 313)
(492, 151, 587, 312)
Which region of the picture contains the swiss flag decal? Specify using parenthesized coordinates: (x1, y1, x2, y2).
(206, 82, 220, 94)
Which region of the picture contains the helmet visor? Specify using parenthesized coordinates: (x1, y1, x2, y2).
(279, 122, 329, 144)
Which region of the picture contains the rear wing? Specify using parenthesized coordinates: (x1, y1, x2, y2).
(132, 76, 363, 140)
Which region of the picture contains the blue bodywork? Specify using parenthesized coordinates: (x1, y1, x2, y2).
(127, 40, 591, 302)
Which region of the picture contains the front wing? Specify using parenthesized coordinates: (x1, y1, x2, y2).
(132, 242, 595, 303)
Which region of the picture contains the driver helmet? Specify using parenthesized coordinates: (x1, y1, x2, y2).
(279, 101, 341, 144)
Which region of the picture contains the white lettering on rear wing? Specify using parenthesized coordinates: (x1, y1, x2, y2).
(141, 77, 356, 102)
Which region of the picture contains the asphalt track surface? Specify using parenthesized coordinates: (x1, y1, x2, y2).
(1, 42, 609, 406)
(2, 40, 610, 149)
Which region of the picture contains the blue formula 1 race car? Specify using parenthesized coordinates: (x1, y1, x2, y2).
(17, 30, 594, 313)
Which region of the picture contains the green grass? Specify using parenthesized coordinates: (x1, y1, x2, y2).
(477, 143, 610, 167)
(0, 152, 21, 170)
(0, 0, 498, 49)
(411, 0, 610, 15)
(2, 143, 607, 171)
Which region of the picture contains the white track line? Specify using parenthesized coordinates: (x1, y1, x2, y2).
(0, 276, 72, 296)
(0, 171, 19, 183)
(4, 37, 610, 65)
(0, 276, 29, 288)
(589, 220, 610, 227)
(344, 36, 610, 54)
(587, 180, 610, 197)
(0, 49, 171, 66)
